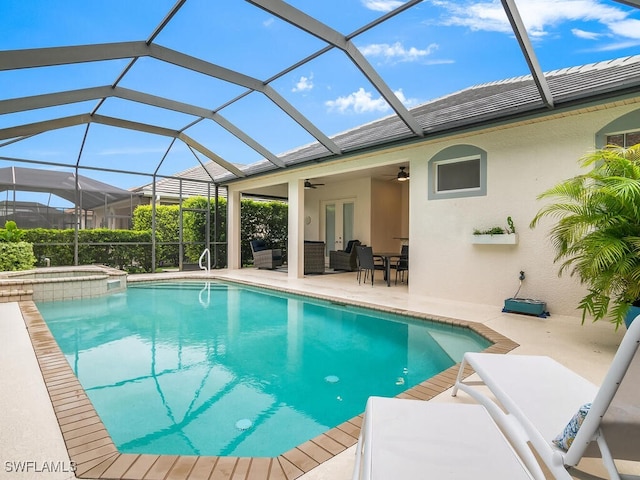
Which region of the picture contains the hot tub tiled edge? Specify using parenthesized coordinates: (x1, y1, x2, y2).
(0, 265, 126, 303)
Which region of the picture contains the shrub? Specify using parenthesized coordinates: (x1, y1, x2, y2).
(132, 205, 179, 266)
(23, 228, 152, 273)
(0, 220, 25, 242)
(0, 242, 36, 271)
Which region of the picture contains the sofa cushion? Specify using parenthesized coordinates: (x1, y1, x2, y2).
(345, 239, 359, 253)
(251, 239, 267, 252)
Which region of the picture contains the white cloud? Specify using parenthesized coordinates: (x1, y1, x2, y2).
(361, 0, 405, 12)
(292, 74, 314, 92)
(360, 41, 439, 63)
(393, 88, 419, 108)
(590, 40, 640, 52)
(325, 88, 416, 114)
(431, 0, 635, 44)
(326, 88, 388, 114)
(263, 17, 275, 27)
(572, 28, 601, 40)
(608, 18, 640, 39)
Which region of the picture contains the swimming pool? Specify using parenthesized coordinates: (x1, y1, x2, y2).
(37, 280, 490, 458)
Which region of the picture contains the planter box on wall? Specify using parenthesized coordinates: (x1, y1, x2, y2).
(471, 233, 518, 245)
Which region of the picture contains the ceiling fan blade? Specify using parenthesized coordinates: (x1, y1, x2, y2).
(305, 179, 324, 188)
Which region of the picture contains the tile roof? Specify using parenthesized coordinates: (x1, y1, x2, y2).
(218, 55, 640, 183)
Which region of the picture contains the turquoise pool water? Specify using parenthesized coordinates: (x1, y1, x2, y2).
(37, 281, 490, 457)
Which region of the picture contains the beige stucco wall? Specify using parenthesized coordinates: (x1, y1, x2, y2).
(407, 101, 640, 316)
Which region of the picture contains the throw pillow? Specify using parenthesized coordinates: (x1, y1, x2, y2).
(552, 403, 592, 451)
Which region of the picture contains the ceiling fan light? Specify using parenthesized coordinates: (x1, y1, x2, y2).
(397, 167, 409, 181)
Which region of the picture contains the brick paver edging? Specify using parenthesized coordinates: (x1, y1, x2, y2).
(19, 297, 518, 480)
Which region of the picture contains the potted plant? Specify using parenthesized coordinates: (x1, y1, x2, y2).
(472, 216, 518, 244)
(530, 144, 640, 329)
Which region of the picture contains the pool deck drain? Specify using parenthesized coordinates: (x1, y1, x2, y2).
(19, 296, 518, 480)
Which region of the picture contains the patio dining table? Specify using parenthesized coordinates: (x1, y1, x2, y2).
(373, 252, 401, 287)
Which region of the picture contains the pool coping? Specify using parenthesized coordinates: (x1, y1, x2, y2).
(20, 277, 519, 480)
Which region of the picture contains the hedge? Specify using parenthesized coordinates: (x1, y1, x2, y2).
(23, 229, 152, 273)
(132, 204, 180, 267)
(15, 197, 288, 272)
(132, 197, 287, 268)
(0, 242, 36, 271)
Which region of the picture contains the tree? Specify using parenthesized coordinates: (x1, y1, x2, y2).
(530, 144, 640, 329)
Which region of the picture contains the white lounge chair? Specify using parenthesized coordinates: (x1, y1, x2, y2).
(452, 317, 640, 480)
(352, 396, 550, 480)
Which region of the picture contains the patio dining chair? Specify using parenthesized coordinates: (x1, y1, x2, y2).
(356, 246, 385, 286)
(394, 244, 409, 285)
(452, 316, 640, 480)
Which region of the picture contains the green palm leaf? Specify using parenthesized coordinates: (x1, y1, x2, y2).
(530, 144, 640, 329)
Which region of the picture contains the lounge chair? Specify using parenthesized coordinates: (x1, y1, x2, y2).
(329, 239, 360, 271)
(452, 317, 640, 480)
(249, 239, 283, 270)
(352, 396, 547, 480)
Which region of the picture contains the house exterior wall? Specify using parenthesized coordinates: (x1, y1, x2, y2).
(407, 101, 640, 317)
(226, 98, 640, 319)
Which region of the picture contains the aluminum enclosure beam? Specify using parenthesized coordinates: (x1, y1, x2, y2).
(248, 0, 424, 137)
(0, 42, 340, 158)
(0, 114, 246, 178)
(500, 0, 554, 108)
(0, 86, 286, 168)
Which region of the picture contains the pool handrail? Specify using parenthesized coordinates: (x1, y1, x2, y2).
(199, 248, 210, 272)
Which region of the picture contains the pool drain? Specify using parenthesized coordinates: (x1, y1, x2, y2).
(324, 375, 340, 383)
(235, 419, 253, 431)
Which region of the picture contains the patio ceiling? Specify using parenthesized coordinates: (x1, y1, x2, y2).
(1, 0, 640, 190)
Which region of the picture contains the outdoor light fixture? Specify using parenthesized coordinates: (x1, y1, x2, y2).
(397, 166, 409, 182)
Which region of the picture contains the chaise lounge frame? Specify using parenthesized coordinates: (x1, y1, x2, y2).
(452, 316, 640, 480)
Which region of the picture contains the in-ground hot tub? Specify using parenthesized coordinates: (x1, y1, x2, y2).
(0, 265, 126, 303)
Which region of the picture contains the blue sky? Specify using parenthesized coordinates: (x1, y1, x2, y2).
(1, 0, 640, 203)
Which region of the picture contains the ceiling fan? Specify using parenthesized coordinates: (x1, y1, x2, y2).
(396, 166, 409, 182)
(304, 179, 325, 189)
